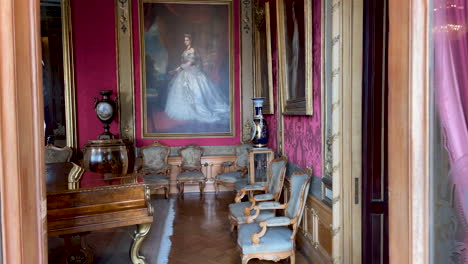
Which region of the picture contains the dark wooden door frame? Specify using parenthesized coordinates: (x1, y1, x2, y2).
(362, 0, 389, 263)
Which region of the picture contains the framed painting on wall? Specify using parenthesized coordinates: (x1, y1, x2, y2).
(276, 0, 313, 115)
(139, 0, 234, 138)
(253, 1, 274, 115)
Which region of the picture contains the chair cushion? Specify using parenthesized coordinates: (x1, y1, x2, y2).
(142, 173, 169, 185)
(237, 223, 293, 254)
(229, 202, 275, 224)
(177, 171, 205, 180)
(216, 171, 242, 183)
(254, 193, 274, 201)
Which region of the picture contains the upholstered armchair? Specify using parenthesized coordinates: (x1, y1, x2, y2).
(214, 143, 252, 195)
(236, 172, 312, 264)
(176, 144, 206, 197)
(139, 142, 171, 199)
(228, 157, 287, 231)
(45, 145, 73, 164)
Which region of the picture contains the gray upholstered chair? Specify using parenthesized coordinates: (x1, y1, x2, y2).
(45, 145, 73, 164)
(228, 157, 287, 231)
(176, 144, 206, 197)
(139, 141, 171, 199)
(236, 171, 312, 264)
(214, 143, 252, 195)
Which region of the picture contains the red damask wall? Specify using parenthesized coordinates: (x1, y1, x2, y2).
(73, 0, 118, 148)
(265, 0, 322, 177)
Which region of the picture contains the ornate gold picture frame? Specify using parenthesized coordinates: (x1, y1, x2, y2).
(40, 0, 77, 149)
(276, 0, 313, 115)
(253, 1, 274, 115)
(139, 0, 235, 138)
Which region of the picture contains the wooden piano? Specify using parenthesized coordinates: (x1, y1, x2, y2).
(46, 162, 154, 264)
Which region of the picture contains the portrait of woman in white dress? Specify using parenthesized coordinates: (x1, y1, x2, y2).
(142, 2, 232, 136)
(164, 34, 229, 124)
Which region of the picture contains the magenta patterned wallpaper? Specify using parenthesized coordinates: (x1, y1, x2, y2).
(265, 0, 322, 177)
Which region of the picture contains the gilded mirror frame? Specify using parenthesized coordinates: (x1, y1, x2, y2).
(41, 0, 77, 150)
(253, 1, 274, 115)
(276, 0, 313, 115)
(62, 0, 78, 150)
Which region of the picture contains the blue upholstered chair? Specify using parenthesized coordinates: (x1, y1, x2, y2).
(236, 171, 312, 264)
(228, 157, 287, 231)
(139, 141, 172, 199)
(214, 143, 252, 195)
(45, 144, 73, 164)
(176, 144, 206, 197)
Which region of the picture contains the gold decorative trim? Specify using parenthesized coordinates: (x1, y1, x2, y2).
(242, 0, 252, 34)
(276, 0, 313, 115)
(67, 162, 85, 190)
(116, 0, 136, 142)
(61, 0, 78, 150)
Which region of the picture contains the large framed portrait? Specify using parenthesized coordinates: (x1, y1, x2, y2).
(139, 0, 234, 138)
(253, 1, 273, 115)
(276, 0, 313, 115)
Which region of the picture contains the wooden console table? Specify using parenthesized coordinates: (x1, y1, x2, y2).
(46, 163, 154, 264)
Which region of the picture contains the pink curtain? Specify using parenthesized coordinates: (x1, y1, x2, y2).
(434, 0, 468, 255)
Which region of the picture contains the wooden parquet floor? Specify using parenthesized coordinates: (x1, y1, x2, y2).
(168, 192, 310, 264)
(48, 192, 310, 264)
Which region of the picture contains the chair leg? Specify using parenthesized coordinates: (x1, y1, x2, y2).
(199, 181, 206, 196)
(164, 186, 169, 199)
(290, 252, 295, 264)
(177, 182, 184, 198)
(214, 181, 219, 196)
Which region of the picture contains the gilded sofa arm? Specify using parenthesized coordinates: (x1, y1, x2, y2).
(251, 218, 293, 245)
(251, 221, 268, 245)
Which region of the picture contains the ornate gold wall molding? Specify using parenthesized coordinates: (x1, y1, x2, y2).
(116, 0, 136, 142)
(327, 0, 363, 263)
(241, 0, 254, 142)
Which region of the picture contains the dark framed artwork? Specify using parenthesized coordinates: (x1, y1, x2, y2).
(253, 1, 274, 114)
(140, 0, 234, 138)
(40, 0, 77, 148)
(276, 0, 313, 115)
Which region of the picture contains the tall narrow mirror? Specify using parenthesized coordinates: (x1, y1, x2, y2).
(40, 0, 77, 149)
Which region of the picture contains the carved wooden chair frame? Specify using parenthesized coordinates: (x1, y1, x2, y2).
(238, 171, 312, 264)
(45, 144, 73, 163)
(138, 141, 171, 198)
(176, 144, 206, 196)
(214, 143, 251, 194)
(228, 156, 288, 230)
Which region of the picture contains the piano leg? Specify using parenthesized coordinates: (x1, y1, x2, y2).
(130, 223, 152, 264)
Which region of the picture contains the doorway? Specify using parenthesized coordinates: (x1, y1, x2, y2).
(361, 0, 389, 263)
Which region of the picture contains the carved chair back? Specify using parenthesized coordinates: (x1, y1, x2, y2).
(285, 172, 312, 237)
(235, 144, 252, 169)
(140, 141, 170, 173)
(178, 144, 203, 172)
(266, 157, 288, 199)
(45, 145, 73, 164)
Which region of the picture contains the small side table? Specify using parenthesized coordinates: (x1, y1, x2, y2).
(248, 148, 274, 184)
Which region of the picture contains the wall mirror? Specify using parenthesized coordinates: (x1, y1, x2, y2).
(253, 1, 274, 115)
(40, 0, 77, 149)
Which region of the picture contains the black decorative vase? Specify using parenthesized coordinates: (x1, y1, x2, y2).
(251, 98, 269, 148)
(94, 90, 117, 140)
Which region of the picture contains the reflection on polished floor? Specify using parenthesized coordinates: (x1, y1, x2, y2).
(48, 192, 310, 264)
